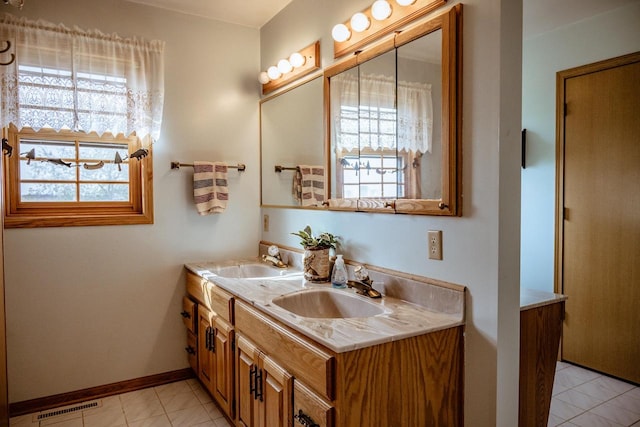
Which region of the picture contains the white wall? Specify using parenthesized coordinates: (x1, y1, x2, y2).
(520, 1, 640, 292)
(4, 0, 260, 402)
(260, 0, 523, 425)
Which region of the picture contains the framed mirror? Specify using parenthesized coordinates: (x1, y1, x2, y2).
(260, 75, 326, 208)
(324, 5, 462, 215)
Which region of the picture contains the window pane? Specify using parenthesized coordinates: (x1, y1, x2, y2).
(20, 160, 77, 181)
(382, 184, 398, 197)
(21, 183, 76, 201)
(20, 140, 76, 159)
(343, 186, 359, 198)
(80, 183, 129, 201)
(79, 163, 129, 182)
(360, 184, 382, 198)
(79, 143, 127, 160)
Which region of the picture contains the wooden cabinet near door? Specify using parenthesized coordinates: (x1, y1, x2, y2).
(184, 273, 236, 421)
(236, 335, 293, 427)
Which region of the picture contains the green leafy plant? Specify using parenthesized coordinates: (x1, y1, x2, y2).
(291, 225, 339, 250)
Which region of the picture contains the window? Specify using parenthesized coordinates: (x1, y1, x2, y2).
(0, 14, 164, 227)
(3, 126, 153, 228)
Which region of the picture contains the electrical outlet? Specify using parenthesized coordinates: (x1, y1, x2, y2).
(428, 230, 443, 260)
(263, 214, 269, 232)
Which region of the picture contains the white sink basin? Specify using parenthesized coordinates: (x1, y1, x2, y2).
(212, 263, 302, 280)
(271, 289, 385, 318)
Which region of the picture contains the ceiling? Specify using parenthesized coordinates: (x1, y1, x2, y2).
(124, 0, 638, 35)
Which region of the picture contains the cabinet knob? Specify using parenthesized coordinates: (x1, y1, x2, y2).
(184, 346, 196, 355)
(438, 202, 448, 210)
(180, 310, 191, 319)
(294, 410, 319, 427)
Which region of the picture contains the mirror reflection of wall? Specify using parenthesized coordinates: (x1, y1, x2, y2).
(260, 76, 324, 207)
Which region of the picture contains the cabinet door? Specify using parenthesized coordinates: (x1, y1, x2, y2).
(259, 354, 292, 427)
(236, 336, 259, 427)
(213, 317, 235, 419)
(197, 305, 215, 390)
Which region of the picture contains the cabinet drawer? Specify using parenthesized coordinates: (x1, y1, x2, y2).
(209, 285, 233, 324)
(186, 271, 207, 305)
(293, 381, 334, 427)
(186, 271, 234, 323)
(235, 300, 335, 400)
(182, 296, 196, 333)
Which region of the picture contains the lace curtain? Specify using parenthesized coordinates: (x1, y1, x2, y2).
(0, 13, 165, 141)
(331, 72, 433, 153)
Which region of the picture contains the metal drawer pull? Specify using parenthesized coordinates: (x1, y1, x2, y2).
(255, 368, 263, 402)
(249, 365, 256, 398)
(294, 410, 319, 427)
(180, 310, 191, 319)
(184, 346, 196, 355)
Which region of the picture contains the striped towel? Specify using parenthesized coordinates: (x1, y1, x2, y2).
(296, 165, 325, 207)
(193, 161, 228, 215)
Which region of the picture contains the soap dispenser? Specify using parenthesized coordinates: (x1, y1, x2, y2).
(331, 254, 348, 289)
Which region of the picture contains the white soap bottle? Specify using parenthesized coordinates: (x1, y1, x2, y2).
(331, 254, 348, 289)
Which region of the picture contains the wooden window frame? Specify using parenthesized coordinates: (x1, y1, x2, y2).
(3, 125, 153, 228)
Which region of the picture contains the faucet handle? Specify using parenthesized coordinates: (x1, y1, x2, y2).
(268, 245, 281, 258)
(354, 265, 370, 282)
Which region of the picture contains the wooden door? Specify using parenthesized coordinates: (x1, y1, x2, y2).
(236, 336, 258, 427)
(197, 305, 214, 390)
(259, 355, 292, 427)
(557, 52, 640, 383)
(213, 317, 234, 419)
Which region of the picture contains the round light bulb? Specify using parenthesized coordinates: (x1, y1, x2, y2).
(289, 52, 306, 68)
(277, 59, 293, 74)
(332, 23, 351, 42)
(258, 71, 270, 84)
(350, 12, 370, 32)
(371, 0, 392, 20)
(267, 66, 281, 80)
(396, 0, 416, 6)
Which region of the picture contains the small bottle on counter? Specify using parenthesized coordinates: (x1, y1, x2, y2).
(331, 254, 348, 289)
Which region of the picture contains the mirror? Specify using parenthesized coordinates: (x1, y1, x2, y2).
(324, 5, 461, 215)
(260, 76, 325, 207)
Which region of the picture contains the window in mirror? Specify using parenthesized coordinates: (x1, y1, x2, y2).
(325, 5, 461, 215)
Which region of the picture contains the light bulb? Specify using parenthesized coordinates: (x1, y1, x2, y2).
(258, 71, 270, 84)
(332, 24, 351, 42)
(267, 66, 281, 80)
(289, 52, 306, 68)
(371, 0, 392, 20)
(396, 0, 416, 5)
(277, 59, 293, 74)
(350, 12, 370, 32)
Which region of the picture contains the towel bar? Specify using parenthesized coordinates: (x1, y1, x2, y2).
(274, 165, 297, 173)
(171, 161, 246, 171)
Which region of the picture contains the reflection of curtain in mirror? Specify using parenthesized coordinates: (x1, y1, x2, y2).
(398, 81, 432, 154)
(405, 151, 423, 199)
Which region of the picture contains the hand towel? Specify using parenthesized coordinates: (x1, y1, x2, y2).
(297, 165, 325, 207)
(292, 167, 303, 204)
(193, 161, 228, 215)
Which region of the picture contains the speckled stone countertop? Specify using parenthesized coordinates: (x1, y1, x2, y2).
(520, 288, 567, 311)
(185, 256, 466, 353)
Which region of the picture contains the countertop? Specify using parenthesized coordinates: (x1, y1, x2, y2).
(520, 288, 567, 311)
(185, 259, 465, 353)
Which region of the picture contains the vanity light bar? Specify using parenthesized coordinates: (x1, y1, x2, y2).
(259, 41, 321, 95)
(332, 0, 447, 58)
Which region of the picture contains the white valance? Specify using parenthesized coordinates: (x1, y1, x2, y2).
(0, 13, 165, 141)
(331, 72, 433, 153)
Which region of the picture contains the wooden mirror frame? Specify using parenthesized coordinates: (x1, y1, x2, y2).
(323, 4, 462, 216)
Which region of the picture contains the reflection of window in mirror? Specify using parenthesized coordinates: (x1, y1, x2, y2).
(397, 29, 442, 200)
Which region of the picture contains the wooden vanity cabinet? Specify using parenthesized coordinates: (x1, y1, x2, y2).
(184, 272, 236, 421)
(236, 335, 293, 427)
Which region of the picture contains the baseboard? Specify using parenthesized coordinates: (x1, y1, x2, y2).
(9, 368, 194, 417)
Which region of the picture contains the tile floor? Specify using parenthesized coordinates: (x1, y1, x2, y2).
(549, 362, 640, 427)
(8, 362, 640, 427)
(9, 379, 231, 427)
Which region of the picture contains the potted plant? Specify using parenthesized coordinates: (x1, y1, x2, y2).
(291, 225, 339, 282)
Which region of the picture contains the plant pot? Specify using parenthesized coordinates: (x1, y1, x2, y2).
(302, 247, 331, 282)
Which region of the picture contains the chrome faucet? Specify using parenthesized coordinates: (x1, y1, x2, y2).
(262, 245, 287, 268)
(347, 265, 382, 298)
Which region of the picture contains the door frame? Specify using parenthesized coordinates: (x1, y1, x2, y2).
(554, 50, 640, 295)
